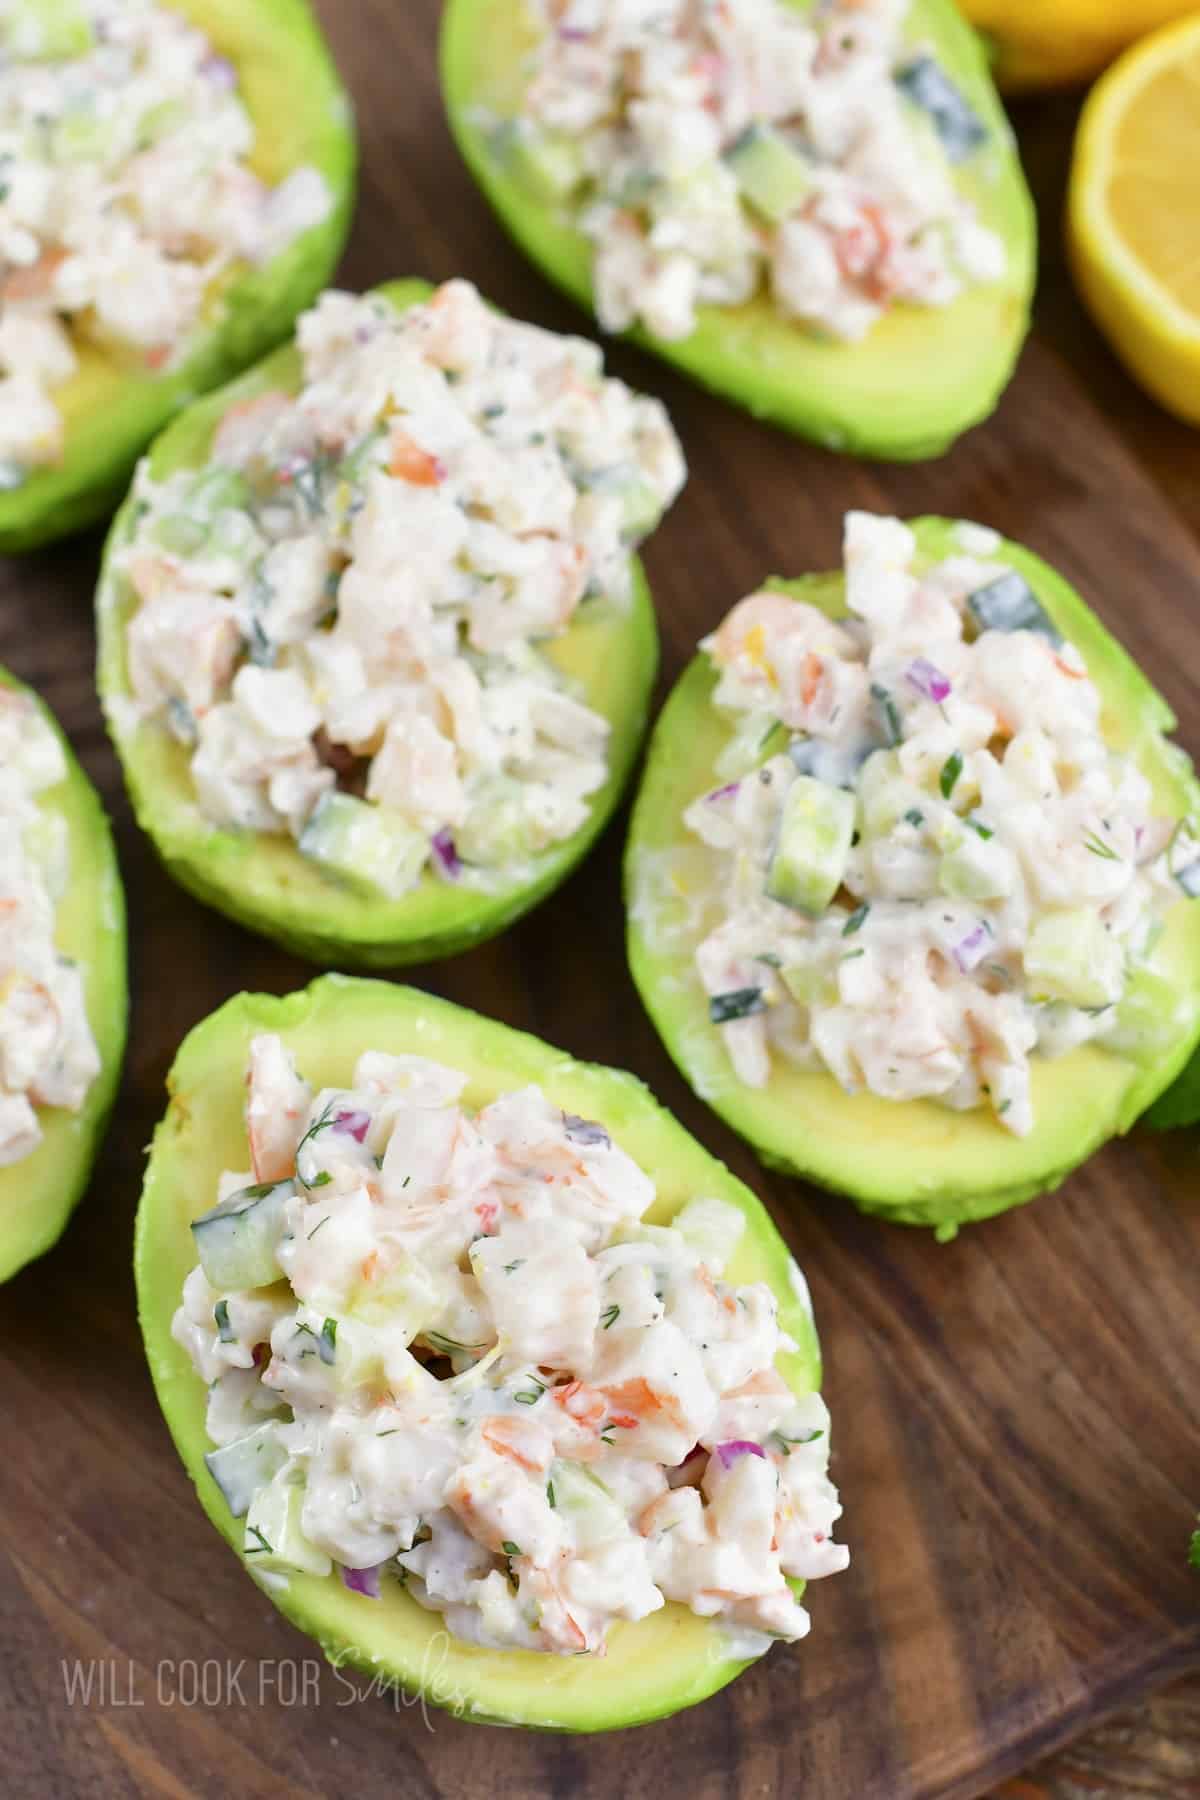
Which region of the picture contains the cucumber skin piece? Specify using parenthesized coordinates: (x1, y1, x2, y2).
(95, 280, 661, 968)
(624, 518, 1200, 1233)
(0, 0, 356, 554)
(0, 667, 127, 1284)
(440, 0, 1037, 461)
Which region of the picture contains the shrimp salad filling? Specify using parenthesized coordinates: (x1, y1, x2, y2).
(0, 688, 100, 1167)
(510, 0, 1007, 343)
(117, 280, 684, 893)
(686, 513, 1200, 1136)
(0, 0, 331, 484)
(172, 1034, 847, 1656)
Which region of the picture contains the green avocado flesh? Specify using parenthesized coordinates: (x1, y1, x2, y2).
(136, 973, 824, 1730)
(95, 278, 660, 967)
(440, 0, 1036, 460)
(0, 667, 126, 1283)
(0, 0, 355, 554)
(625, 518, 1200, 1232)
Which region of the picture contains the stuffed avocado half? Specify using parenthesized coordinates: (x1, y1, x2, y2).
(97, 277, 679, 966)
(138, 973, 845, 1730)
(626, 515, 1200, 1232)
(440, 0, 1036, 460)
(0, 667, 126, 1282)
(0, 0, 355, 553)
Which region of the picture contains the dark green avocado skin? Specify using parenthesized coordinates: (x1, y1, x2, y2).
(136, 974, 825, 1730)
(624, 518, 1200, 1233)
(95, 280, 661, 968)
(0, 0, 356, 554)
(440, 0, 1036, 460)
(0, 666, 127, 1284)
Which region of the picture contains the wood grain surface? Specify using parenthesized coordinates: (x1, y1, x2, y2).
(2, 5, 1199, 1797)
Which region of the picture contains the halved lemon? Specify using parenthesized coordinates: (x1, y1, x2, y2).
(963, 0, 1198, 92)
(1069, 12, 1200, 424)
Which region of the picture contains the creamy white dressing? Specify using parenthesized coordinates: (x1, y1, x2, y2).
(0, 686, 100, 1165)
(172, 1033, 847, 1655)
(117, 279, 684, 889)
(0, 0, 331, 482)
(685, 512, 1199, 1134)
(515, 0, 1006, 342)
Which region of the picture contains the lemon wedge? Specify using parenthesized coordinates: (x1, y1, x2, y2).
(1069, 13, 1200, 423)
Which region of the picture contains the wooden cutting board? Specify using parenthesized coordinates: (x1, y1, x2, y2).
(2, 6, 1199, 1796)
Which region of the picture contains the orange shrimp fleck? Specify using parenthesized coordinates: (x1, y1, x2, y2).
(388, 429, 445, 486)
(600, 1378, 683, 1428)
(482, 1417, 548, 1473)
(553, 1381, 607, 1429)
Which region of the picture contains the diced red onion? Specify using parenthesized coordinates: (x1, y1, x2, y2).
(201, 54, 237, 90)
(431, 828, 462, 880)
(333, 1108, 371, 1143)
(558, 24, 591, 39)
(714, 1440, 766, 1470)
(706, 782, 740, 804)
(952, 923, 989, 973)
(906, 657, 951, 703)
(340, 1563, 383, 1600)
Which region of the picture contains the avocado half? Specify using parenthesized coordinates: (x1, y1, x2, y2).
(625, 518, 1200, 1232)
(440, 0, 1036, 460)
(96, 279, 660, 967)
(0, 0, 355, 554)
(0, 668, 127, 1283)
(136, 972, 825, 1729)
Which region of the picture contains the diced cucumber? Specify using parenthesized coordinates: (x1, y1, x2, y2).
(4, 0, 94, 58)
(150, 513, 210, 557)
(714, 712, 783, 780)
(766, 775, 855, 914)
(549, 1462, 625, 1549)
(725, 124, 812, 222)
(673, 1196, 744, 1274)
(455, 776, 536, 867)
(299, 793, 429, 899)
(1024, 909, 1124, 1009)
(780, 949, 836, 1007)
(895, 57, 988, 163)
(137, 98, 189, 149)
(501, 126, 584, 202)
(967, 572, 1063, 645)
(191, 1180, 292, 1291)
(856, 749, 927, 838)
(244, 1474, 331, 1577)
(349, 1251, 437, 1335)
(188, 467, 253, 520)
(937, 824, 1014, 900)
(52, 107, 118, 164)
(1108, 966, 1194, 1060)
(619, 479, 664, 544)
(205, 1423, 287, 1518)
